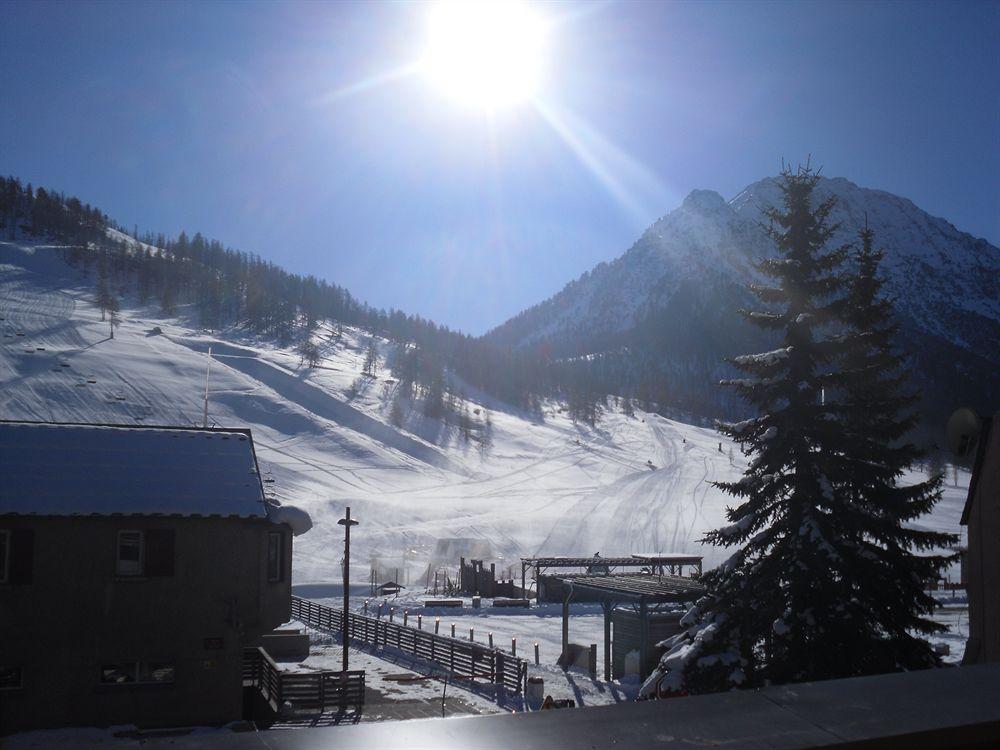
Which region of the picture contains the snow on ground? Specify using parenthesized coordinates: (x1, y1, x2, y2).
(307, 592, 640, 707)
(279, 619, 506, 717)
(0, 239, 972, 663)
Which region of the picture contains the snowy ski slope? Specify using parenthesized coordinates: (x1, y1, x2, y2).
(0, 241, 968, 583)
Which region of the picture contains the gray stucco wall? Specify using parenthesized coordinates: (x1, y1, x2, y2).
(0, 515, 292, 734)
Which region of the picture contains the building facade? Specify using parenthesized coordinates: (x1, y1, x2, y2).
(0, 422, 309, 734)
(962, 410, 1000, 665)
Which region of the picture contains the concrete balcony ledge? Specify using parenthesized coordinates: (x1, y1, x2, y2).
(142, 663, 1000, 749)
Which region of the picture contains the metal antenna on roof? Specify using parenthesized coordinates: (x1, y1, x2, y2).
(202, 347, 212, 428)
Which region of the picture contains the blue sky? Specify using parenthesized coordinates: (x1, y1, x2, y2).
(2, 0, 997, 334)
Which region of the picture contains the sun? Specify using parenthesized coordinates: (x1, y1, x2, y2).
(422, 1, 546, 110)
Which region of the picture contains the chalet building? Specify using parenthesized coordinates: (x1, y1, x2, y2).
(961, 410, 1000, 665)
(0, 421, 311, 735)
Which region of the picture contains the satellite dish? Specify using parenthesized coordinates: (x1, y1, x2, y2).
(946, 407, 981, 458)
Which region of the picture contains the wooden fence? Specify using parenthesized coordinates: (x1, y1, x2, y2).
(243, 646, 365, 713)
(291, 596, 527, 693)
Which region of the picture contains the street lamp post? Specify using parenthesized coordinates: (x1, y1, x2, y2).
(338, 506, 359, 672)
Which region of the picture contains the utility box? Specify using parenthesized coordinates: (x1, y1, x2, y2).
(611, 608, 684, 681)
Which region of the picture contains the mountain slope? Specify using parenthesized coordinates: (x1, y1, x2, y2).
(0, 240, 762, 579)
(486, 176, 999, 425)
(0, 237, 968, 585)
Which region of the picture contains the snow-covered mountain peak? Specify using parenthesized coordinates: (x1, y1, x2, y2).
(681, 189, 730, 214)
(487, 173, 999, 424)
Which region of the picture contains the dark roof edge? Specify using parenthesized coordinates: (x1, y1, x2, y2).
(0, 512, 271, 520)
(0, 419, 253, 437)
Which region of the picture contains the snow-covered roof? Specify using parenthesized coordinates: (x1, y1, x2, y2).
(0, 422, 269, 518)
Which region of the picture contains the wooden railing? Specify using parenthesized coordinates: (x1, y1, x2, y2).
(291, 596, 527, 694)
(243, 646, 365, 713)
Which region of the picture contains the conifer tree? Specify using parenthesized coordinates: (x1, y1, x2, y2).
(96, 254, 113, 322)
(108, 294, 120, 339)
(827, 223, 955, 672)
(648, 166, 870, 693)
(298, 337, 321, 368)
(389, 388, 406, 427)
(363, 339, 379, 377)
(647, 167, 956, 697)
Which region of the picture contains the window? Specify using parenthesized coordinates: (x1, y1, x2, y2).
(0, 531, 8, 584)
(140, 662, 175, 683)
(0, 666, 23, 690)
(116, 531, 143, 576)
(101, 662, 175, 685)
(101, 662, 137, 684)
(267, 531, 283, 582)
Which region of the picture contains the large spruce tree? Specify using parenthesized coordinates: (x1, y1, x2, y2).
(645, 167, 953, 696)
(827, 222, 955, 673)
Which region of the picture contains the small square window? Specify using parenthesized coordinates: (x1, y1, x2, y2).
(101, 662, 138, 684)
(116, 531, 143, 576)
(0, 531, 9, 584)
(267, 531, 282, 582)
(0, 666, 23, 690)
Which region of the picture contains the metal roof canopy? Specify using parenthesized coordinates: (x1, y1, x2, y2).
(521, 554, 703, 568)
(567, 573, 705, 604)
(556, 573, 705, 681)
(519, 553, 703, 602)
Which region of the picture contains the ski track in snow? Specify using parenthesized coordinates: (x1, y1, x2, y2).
(0, 242, 969, 586)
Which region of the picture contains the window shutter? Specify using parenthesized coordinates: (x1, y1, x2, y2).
(145, 529, 175, 577)
(10, 529, 34, 584)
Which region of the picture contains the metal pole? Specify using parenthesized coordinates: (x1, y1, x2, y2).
(603, 602, 612, 681)
(338, 506, 359, 672)
(202, 347, 212, 428)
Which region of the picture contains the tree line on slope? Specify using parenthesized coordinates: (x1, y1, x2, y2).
(0, 175, 576, 413)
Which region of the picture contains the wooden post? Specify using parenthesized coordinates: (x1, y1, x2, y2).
(589, 643, 598, 678)
(511, 636, 517, 657)
(639, 598, 649, 679)
(534, 641, 539, 665)
(561, 583, 573, 664)
(603, 602, 612, 681)
(337, 506, 359, 672)
(435, 617, 440, 635)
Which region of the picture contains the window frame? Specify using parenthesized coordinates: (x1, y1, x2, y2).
(100, 661, 175, 686)
(267, 530, 283, 582)
(0, 530, 9, 584)
(116, 530, 144, 577)
(100, 662, 138, 685)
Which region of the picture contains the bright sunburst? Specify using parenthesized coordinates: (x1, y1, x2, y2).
(422, 0, 546, 110)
